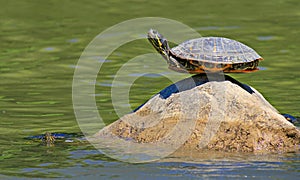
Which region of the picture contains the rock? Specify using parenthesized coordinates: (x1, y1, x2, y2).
(93, 74, 299, 162)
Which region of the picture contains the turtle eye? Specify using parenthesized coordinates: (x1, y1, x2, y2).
(152, 29, 158, 34)
(160, 39, 169, 49)
(161, 39, 167, 46)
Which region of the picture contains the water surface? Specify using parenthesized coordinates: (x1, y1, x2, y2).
(0, 0, 299, 178)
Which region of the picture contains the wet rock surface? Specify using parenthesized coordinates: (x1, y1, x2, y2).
(95, 74, 300, 154)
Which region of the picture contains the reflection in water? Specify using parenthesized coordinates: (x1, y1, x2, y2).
(257, 36, 275, 41)
(67, 38, 79, 43)
(194, 26, 240, 31)
(43, 47, 55, 51)
(17, 149, 300, 179)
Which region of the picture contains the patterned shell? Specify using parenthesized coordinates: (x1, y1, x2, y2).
(171, 37, 262, 64)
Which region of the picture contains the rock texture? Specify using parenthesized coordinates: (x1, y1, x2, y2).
(94, 74, 299, 155)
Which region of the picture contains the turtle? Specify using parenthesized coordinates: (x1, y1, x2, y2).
(147, 29, 263, 73)
(26, 132, 86, 147)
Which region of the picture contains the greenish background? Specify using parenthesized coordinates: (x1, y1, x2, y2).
(0, 0, 299, 178)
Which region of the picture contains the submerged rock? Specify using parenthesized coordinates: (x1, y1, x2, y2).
(94, 74, 299, 157)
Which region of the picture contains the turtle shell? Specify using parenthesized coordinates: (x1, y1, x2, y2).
(171, 37, 262, 64)
(168, 37, 263, 73)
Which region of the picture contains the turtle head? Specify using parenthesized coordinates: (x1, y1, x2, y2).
(147, 29, 170, 59)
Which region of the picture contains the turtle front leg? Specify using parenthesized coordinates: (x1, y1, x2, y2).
(169, 56, 183, 68)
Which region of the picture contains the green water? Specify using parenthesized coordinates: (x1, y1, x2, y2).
(0, 0, 299, 178)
